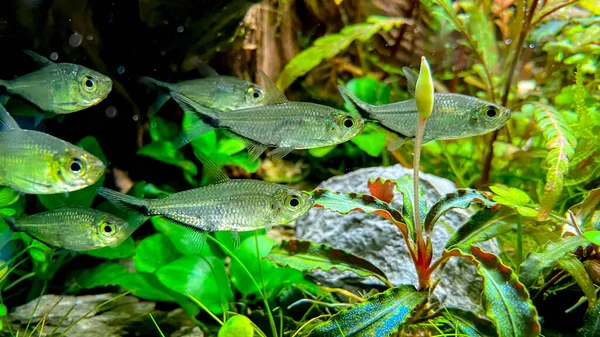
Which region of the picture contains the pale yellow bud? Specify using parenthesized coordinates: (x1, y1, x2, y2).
(415, 56, 434, 119)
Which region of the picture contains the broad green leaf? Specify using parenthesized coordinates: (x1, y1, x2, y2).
(152, 217, 221, 257)
(0, 188, 19, 208)
(307, 285, 426, 337)
(277, 16, 411, 90)
(218, 315, 254, 337)
(579, 299, 600, 336)
(519, 235, 590, 287)
(76, 262, 128, 289)
(445, 207, 514, 251)
(489, 186, 531, 207)
(458, 246, 541, 337)
(531, 103, 577, 220)
(149, 116, 179, 142)
(308, 146, 336, 158)
(345, 77, 390, 106)
(266, 239, 388, 281)
(351, 132, 386, 157)
(229, 235, 305, 296)
(393, 175, 426, 240)
(443, 308, 498, 337)
(310, 188, 409, 239)
(134, 233, 181, 273)
(29, 240, 52, 262)
(84, 236, 135, 259)
(583, 231, 600, 245)
(138, 140, 198, 176)
(157, 255, 232, 314)
(38, 136, 106, 209)
(424, 188, 499, 234)
(557, 254, 596, 307)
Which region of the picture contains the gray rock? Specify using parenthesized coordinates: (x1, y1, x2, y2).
(296, 164, 500, 313)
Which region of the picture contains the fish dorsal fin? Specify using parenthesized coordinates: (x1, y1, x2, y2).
(402, 67, 418, 97)
(257, 70, 288, 105)
(197, 63, 219, 77)
(194, 150, 230, 184)
(23, 50, 54, 68)
(0, 103, 21, 131)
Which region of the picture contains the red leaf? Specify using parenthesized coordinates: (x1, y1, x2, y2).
(368, 178, 397, 203)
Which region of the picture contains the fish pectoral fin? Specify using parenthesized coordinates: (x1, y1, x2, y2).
(230, 231, 240, 251)
(0, 103, 21, 131)
(174, 112, 214, 148)
(387, 135, 409, 151)
(13, 175, 53, 189)
(402, 67, 418, 97)
(197, 63, 219, 77)
(257, 70, 288, 105)
(147, 92, 171, 117)
(23, 50, 54, 67)
(193, 150, 230, 184)
(268, 147, 293, 161)
(238, 136, 268, 162)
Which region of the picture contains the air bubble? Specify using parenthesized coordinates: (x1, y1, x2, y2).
(105, 106, 117, 118)
(50, 52, 58, 61)
(504, 39, 512, 45)
(117, 66, 125, 74)
(87, 35, 94, 41)
(69, 32, 83, 47)
(177, 26, 184, 33)
(529, 43, 536, 48)
(160, 51, 166, 56)
(132, 115, 139, 121)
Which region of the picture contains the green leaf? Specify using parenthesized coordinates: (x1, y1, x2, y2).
(152, 217, 220, 256)
(393, 175, 426, 241)
(489, 186, 532, 207)
(307, 285, 426, 337)
(266, 239, 388, 281)
(29, 240, 52, 262)
(445, 207, 514, 251)
(532, 103, 577, 220)
(138, 140, 198, 176)
(115, 272, 179, 302)
(149, 116, 179, 142)
(218, 315, 254, 337)
(76, 262, 128, 289)
(38, 136, 106, 209)
(308, 146, 336, 158)
(424, 188, 498, 234)
(557, 254, 596, 307)
(0, 304, 7, 317)
(156, 255, 232, 314)
(277, 16, 411, 90)
(0, 188, 19, 208)
(443, 308, 498, 337)
(84, 236, 135, 259)
(134, 233, 181, 273)
(519, 235, 590, 287)
(456, 246, 541, 337)
(579, 299, 600, 336)
(584, 231, 600, 245)
(350, 132, 386, 157)
(310, 188, 409, 239)
(570, 187, 600, 230)
(345, 77, 390, 105)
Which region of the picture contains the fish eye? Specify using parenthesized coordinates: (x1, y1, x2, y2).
(249, 88, 262, 100)
(69, 158, 85, 175)
(100, 222, 118, 237)
(82, 76, 96, 92)
(485, 106, 498, 118)
(285, 195, 302, 209)
(342, 117, 354, 128)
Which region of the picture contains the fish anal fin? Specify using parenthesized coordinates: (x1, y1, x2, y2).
(148, 92, 171, 117)
(160, 216, 209, 254)
(257, 70, 288, 105)
(387, 135, 409, 151)
(238, 137, 267, 162)
(402, 67, 418, 97)
(193, 151, 230, 184)
(230, 231, 240, 251)
(174, 112, 214, 148)
(268, 147, 293, 161)
(0, 103, 21, 131)
(23, 50, 54, 67)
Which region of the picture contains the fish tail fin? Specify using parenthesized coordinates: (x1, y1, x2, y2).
(0, 214, 18, 232)
(97, 188, 151, 216)
(337, 85, 376, 120)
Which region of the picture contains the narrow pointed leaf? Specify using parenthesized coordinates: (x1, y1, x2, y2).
(445, 207, 514, 250)
(424, 189, 499, 234)
(579, 299, 600, 336)
(311, 189, 409, 238)
(307, 285, 426, 337)
(393, 175, 426, 240)
(456, 246, 541, 337)
(519, 235, 590, 287)
(557, 254, 596, 307)
(532, 103, 577, 220)
(443, 308, 498, 337)
(570, 187, 600, 230)
(368, 178, 396, 203)
(266, 239, 388, 282)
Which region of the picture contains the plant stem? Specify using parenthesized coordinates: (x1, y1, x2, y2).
(516, 212, 523, 273)
(414, 116, 429, 290)
(254, 232, 278, 337)
(149, 313, 166, 337)
(206, 235, 278, 337)
(187, 294, 224, 326)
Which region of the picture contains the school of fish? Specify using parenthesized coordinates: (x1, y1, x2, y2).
(0, 50, 510, 251)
